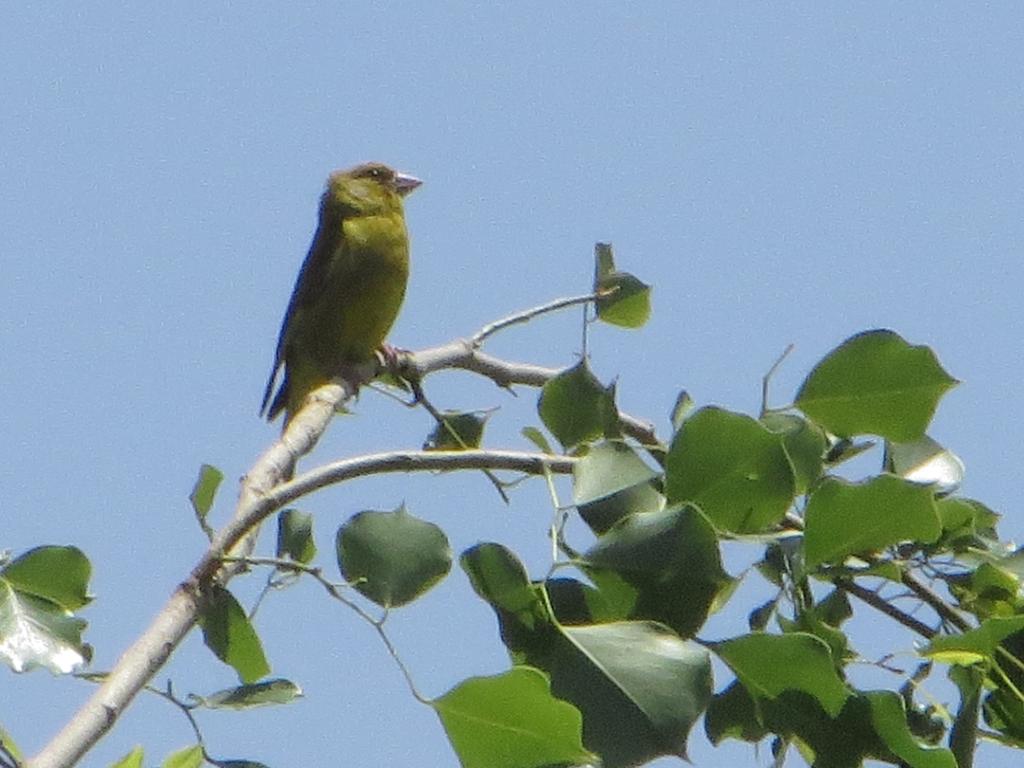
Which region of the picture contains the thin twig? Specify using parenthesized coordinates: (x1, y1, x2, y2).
(407, 344, 663, 453)
(580, 297, 591, 359)
(146, 681, 205, 746)
(540, 464, 567, 564)
(761, 343, 794, 416)
(29, 444, 571, 768)
(835, 578, 937, 639)
(227, 556, 428, 703)
(899, 570, 972, 633)
(471, 293, 599, 346)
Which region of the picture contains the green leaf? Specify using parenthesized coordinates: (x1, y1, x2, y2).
(189, 463, 223, 532)
(108, 746, 144, 768)
(161, 745, 204, 768)
(936, 497, 985, 541)
(538, 361, 619, 449)
(198, 585, 270, 684)
(520, 426, 553, 454)
(669, 390, 694, 432)
(464, 548, 712, 767)
(761, 413, 826, 495)
(276, 509, 316, 564)
(195, 678, 303, 710)
(866, 691, 957, 768)
(923, 616, 1024, 665)
(584, 504, 733, 638)
(886, 435, 964, 496)
(0, 574, 90, 674)
(778, 608, 852, 667)
(984, 686, 1024, 742)
(337, 506, 451, 608)
(555, 622, 712, 765)
(665, 406, 796, 533)
(544, 576, 635, 625)
(1, 546, 91, 610)
(0, 723, 23, 764)
(433, 667, 594, 768)
(596, 274, 651, 329)
(754, 692, 902, 768)
(424, 410, 491, 450)
(795, 330, 958, 441)
(594, 241, 616, 280)
(714, 632, 851, 717)
(461, 544, 554, 661)
(949, 666, 982, 768)
(704, 680, 769, 745)
(593, 242, 652, 329)
(461, 544, 535, 618)
(803, 475, 941, 568)
(573, 440, 663, 534)
(947, 562, 1019, 619)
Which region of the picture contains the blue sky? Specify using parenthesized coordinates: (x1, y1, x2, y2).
(3, 4, 1023, 767)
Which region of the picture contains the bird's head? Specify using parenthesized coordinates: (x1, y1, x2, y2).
(324, 162, 422, 216)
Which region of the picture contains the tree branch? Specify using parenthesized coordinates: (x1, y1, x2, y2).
(899, 570, 973, 633)
(406, 342, 661, 448)
(470, 292, 598, 345)
(28, 371, 574, 768)
(835, 578, 937, 640)
(30, 287, 667, 767)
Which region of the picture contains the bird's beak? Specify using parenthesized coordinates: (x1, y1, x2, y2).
(393, 171, 423, 196)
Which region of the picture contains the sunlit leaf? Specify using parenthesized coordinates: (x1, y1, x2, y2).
(538, 361, 618, 448)
(109, 747, 144, 768)
(189, 463, 223, 533)
(795, 330, 957, 441)
(433, 667, 594, 768)
(198, 585, 269, 684)
(0, 722, 23, 764)
(161, 745, 204, 768)
(0, 553, 91, 675)
(665, 407, 795, 533)
(714, 632, 851, 717)
(593, 242, 651, 328)
(1, 546, 91, 611)
(924, 616, 1024, 665)
(803, 476, 941, 568)
(885, 435, 964, 496)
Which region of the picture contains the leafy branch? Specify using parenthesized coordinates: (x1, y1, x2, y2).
(24, 292, 608, 768)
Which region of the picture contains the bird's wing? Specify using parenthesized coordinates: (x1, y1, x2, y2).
(259, 220, 338, 417)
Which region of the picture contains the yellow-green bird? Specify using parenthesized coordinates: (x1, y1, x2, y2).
(261, 162, 422, 423)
